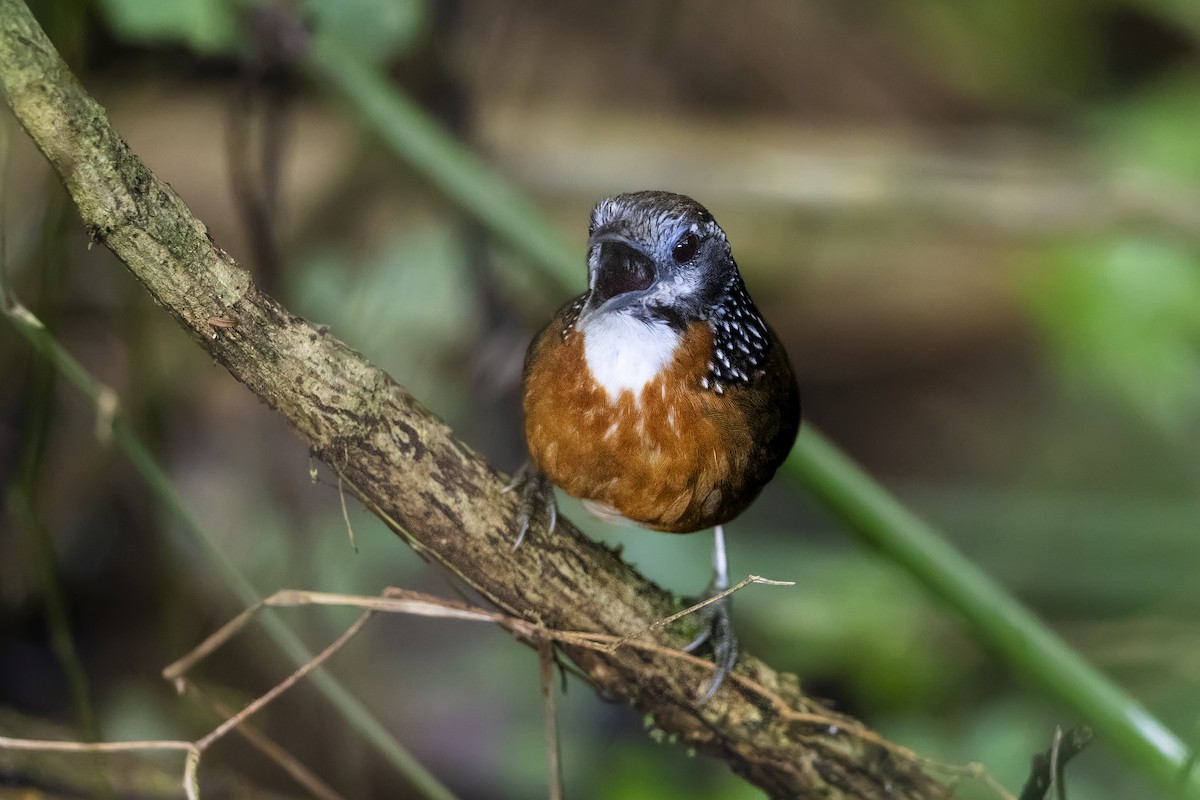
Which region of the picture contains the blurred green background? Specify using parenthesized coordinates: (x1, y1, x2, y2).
(3, 0, 1200, 797)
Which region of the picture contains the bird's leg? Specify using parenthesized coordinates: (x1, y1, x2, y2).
(502, 461, 558, 549)
(684, 524, 738, 703)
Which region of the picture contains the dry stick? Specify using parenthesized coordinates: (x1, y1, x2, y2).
(0, 736, 195, 754)
(1050, 726, 1065, 800)
(284, 588, 511, 623)
(183, 611, 371, 796)
(0, 736, 202, 800)
(193, 610, 373, 752)
(4, 609, 373, 800)
(164, 603, 267, 685)
(605, 574, 796, 653)
(184, 683, 349, 800)
(337, 472, 358, 552)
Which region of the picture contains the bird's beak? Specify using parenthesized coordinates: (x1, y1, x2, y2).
(584, 231, 656, 317)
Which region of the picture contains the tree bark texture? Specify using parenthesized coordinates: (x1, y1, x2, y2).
(0, 2, 947, 797)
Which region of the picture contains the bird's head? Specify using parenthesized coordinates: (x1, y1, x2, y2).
(579, 190, 737, 328)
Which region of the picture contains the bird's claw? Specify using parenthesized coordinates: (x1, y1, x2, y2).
(504, 463, 558, 549)
(684, 586, 739, 704)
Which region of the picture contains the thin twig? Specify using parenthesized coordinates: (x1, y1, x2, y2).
(185, 683, 348, 800)
(194, 610, 373, 751)
(605, 574, 795, 653)
(539, 639, 563, 800)
(337, 472, 357, 552)
(0, 736, 196, 753)
(163, 602, 266, 685)
(183, 747, 201, 800)
(1050, 726, 1065, 800)
(0, 735, 202, 800)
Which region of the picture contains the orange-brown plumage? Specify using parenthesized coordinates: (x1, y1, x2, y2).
(523, 294, 797, 533)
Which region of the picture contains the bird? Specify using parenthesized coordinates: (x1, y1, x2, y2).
(511, 190, 800, 701)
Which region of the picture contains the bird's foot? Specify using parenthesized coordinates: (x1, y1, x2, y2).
(502, 462, 557, 549)
(683, 582, 738, 704)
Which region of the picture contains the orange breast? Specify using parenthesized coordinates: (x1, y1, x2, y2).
(523, 314, 758, 533)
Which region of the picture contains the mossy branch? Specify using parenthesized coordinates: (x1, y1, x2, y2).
(0, 2, 949, 797)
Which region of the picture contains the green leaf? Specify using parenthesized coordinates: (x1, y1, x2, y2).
(304, 0, 425, 65)
(1096, 74, 1200, 185)
(94, 0, 426, 61)
(291, 223, 474, 412)
(94, 0, 239, 54)
(1024, 236, 1200, 429)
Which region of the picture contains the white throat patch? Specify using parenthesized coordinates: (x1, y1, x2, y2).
(581, 311, 680, 400)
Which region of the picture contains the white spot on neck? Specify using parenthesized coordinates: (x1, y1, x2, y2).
(581, 311, 680, 401)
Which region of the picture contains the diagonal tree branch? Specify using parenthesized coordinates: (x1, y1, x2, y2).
(0, 2, 948, 796)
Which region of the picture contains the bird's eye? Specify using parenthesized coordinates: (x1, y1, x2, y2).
(672, 232, 699, 263)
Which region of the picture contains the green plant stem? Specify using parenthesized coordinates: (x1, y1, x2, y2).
(307, 36, 580, 293)
(305, 41, 1198, 795)
(789, 427, 1198, 796)
(1, 301, 459, 800)
(6, 491, 111, 797)
(6, 181, 107, 792)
